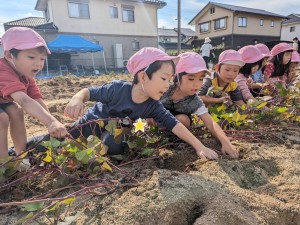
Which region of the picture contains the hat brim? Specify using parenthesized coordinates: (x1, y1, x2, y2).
(221, 60, 245, 67)
(185, 67, 210, 74)
(15, 42, 51, 54)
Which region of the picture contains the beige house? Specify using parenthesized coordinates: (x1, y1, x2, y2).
(34, 0, 166, 71)
(189, 2, 286, 49)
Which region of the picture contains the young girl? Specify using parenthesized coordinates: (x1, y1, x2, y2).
(235, 45, 264, 102)
(159, 52, 238, 158)
(287, 50, 300, 87)
(199, 50, 245, 106)
(61, 47, 218, 160)
(0, 27, 67, 159)
(252, 43, 272, 83)
(263, 42, 293, 87)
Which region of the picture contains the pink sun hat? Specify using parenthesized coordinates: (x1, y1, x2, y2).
(176, 52, 209, 74)
(238, 45, 264, 64)
(291, 51, 300, 62)
(271, 42, 293, 56)
(218, 49, 245, 67)
(127, 47, 177, 76)
(255, 43, 272, 58)
(1, 27, 51, 54)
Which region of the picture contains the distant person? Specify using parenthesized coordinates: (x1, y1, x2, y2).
(200, 37, 214, 68)
(287, 50, 300, 86)
(0, 27, 68, 160)
(292, 37, 299, 52)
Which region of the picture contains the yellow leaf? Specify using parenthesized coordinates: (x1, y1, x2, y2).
(217, 104, 226, 112)
(114, 128, 123, 138)
(43, 150, 52, 163)
(232, 110, 241, 122)
(62, 197, 76, 206)
(98, 120, 105, 128)
(256, 102, 267, 109)
(101, 162, 112, 172)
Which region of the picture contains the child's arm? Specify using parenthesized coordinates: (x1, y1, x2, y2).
(200, 113, 239, 158)
(200, 95, 228, 105)
(64, 88, 90, 119)
(34, 98, 50, 112)
(10, 91, 67, 138)
(172, 123, 218, 160)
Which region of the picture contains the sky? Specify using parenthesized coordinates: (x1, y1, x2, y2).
(0, 0, 299, 37)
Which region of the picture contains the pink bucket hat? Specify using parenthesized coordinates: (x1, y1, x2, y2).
(255, 43, 272, 58)
(218, 49, 245, 67)
(291, 51, 300, 63)
(1, 27, 51, 54)
(238, 45, 264, 64)
(176, 52, 209, 74)
(271, 42, 293, 56)
(127, 47, 177, 76)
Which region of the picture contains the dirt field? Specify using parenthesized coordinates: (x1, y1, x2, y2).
(2, 74, 300, 225)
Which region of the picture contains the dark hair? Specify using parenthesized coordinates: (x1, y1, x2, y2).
(132, 60, 175, 84)
(240, 59, 263, 78)
(270, 50, 292, 77)
(174, 72, 187, 84)
(9, 46, 47, 58)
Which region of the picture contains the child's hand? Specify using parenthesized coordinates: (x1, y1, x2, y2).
(48, 120, 68, 138)
(221, 142, 239, 159)
(196, 147, 218, 160)
(64, 99, 85, 119)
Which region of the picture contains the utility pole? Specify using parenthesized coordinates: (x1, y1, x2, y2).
(177, 0, 181, 54)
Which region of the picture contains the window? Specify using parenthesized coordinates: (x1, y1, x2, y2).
(199, 22, 210, 33)
(238, 17, 247, 27)
(110, 6, 118, 19)
(132, 40, 140, 50)
(270, 21, 274, 27)
(122, 5, 134, 22)
(215, 18, 226, 30)
(260, 19, 264, 26)
(290, 26, 295, 32)
(68, 0, 90, 18)
(210, 7, 215, 14)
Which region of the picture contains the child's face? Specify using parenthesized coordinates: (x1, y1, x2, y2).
(282, 51, 292, 65)
(143, 62, 174, 100)
(262, 57, 269, 67)
(9, 48, 47, 78)
(290, 62, 299, 72)
(251, 64, 260, 75)
(179, 71, 206, 96)
(218, 64, 240, 84)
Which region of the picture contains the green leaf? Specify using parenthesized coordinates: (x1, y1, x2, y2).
(277, 107, 289, 113)
(232, 110, 241, 122)
(93, 166, 101, 173)
(87, 135, 101, 148)
(46, 202, 60, 212)
(21, 202, 45, 212)
(50, 136, 61, 148)
(141, 148, 154, 157)
(211, 114, 219, 123)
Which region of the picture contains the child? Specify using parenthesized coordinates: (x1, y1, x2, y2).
(64, 47, 218, 160)
(287, 50, 300, 86)
(252, 43, 272, 83)
(0, 27, 68, 158)
(159, 52, 238, 158)
(199, 50, 245, 106)
(235, 45, 264, 102)
(263, 42, 293, 87)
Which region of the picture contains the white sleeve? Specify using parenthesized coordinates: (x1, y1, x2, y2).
(193, 105, 208, 116)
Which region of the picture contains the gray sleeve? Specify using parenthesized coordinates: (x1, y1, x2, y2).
(199, 77, 212, 95)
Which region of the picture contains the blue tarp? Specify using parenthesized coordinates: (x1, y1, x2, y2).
(47, 34, 103, 53)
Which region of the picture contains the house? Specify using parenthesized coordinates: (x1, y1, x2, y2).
(3, 17, 46, 30)
(188, 2, 286, 49)
(281, 14, 300, 42)
(158, 27, 195, 52)
(33, 0, 167, 70)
